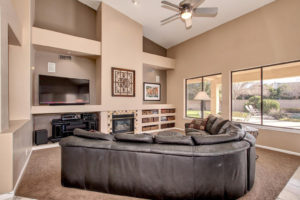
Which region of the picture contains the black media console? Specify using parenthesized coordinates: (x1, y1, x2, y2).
(50, 113, 98, 142)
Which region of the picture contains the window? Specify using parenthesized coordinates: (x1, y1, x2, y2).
(231, 61, 300, 130)
(186, 74, 222, 118)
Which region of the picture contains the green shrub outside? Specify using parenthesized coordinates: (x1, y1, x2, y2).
(244, 96, 280, 114)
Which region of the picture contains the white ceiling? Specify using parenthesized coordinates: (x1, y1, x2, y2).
(78, 0, 275, 49)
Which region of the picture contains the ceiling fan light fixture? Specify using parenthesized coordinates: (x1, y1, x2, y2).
(131, 0, 139, 6)
(181, 10, 192, 20)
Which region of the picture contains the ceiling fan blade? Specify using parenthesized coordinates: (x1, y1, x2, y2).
(162, 4, 179, 12)
(193, 7, 218, 17)
(191, 0, 205, 8)
(180, 0, 205, 8)
(161, 1, 180, 9)
(185, 18, 192, 29)
(161, 13, 180, 24)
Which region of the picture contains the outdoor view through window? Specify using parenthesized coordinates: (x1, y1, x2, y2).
(186, 74, 222, 118)
(232, 61, 300, 129)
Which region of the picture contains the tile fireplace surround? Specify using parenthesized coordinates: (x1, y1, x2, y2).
(107, 110, 138, 134)
(99, 105, 176, 134)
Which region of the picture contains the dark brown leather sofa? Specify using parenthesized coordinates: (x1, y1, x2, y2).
(59, 118, 256, 200)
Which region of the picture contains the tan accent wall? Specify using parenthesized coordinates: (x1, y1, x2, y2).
(143, 37, 167, 57)
(100, 3, 143, 110)
(167, 0, 300, 153)
(34, 0, 96, 40)
(33, 51, 97, 105)
(143, 65, 167, 104)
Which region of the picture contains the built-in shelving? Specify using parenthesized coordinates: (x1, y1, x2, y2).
(32, 27, 101, 57)
(141, 108, 176, 133)
(31, 105, 103, 115)
(142, 52, 175, 70)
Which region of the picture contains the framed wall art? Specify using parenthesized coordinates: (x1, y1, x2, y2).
(112, 67, 135, 97)
(143, 82, 161, 101)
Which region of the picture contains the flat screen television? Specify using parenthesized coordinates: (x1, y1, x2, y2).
(39, 75, 90, 105)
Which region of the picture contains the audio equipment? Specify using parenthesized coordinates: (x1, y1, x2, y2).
(34, 129, 48, 145)
(50, 113, 98, 142)
(61, 113, 78, 121)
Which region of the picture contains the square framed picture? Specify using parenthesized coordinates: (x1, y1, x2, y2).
(112, 67, 135, 97)
(143, 82, 161, 101)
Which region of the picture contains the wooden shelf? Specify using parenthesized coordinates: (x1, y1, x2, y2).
(142, 52, 175, 70)
(160, 120, 176, 125)
(32, 27, 101, 57)
(31, 105, 102, 114)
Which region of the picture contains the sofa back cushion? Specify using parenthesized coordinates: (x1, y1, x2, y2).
(217, 121, 232, 134)
(155, 135, 194, 146)
(192, 133, 239, 145)
(192, 124, 245, 145)
(205, 115, 217, 133)
(115, 133, 153, 143)
(73, 128, 115, 141)
(209, 118, 229, 135)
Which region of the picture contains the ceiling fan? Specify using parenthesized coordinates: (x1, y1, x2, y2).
(161, 0, 218, 29)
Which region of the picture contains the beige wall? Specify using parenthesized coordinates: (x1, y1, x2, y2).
(12, 120, 32, 186)
(167, 0, 300, 153)
(143, 37, 167, 57)
(100, 3, 143, 110)
(34, 0, 96, 40)
(0, 0, 33, 194)
(95, 4, 101, 104)
(33, 51, 97, 105)
(143, 65, 167, 104)
(0, 133, 13, 193)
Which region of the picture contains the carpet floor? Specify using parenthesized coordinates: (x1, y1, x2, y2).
(16, 147, 300, 200)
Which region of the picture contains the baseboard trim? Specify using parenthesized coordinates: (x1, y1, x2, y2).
(32, 143, 59, 151)
(256, 144, 300, 157)
(13, 148, 33, 195)
(0, 192, 14, 200)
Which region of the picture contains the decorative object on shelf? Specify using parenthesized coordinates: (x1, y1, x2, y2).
(112, 67, 135, 97)
(144, 82, 161, 101)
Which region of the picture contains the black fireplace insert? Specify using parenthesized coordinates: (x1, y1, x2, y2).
(112, 114, 134, 134)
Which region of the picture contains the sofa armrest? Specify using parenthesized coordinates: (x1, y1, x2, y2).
(243, 133, 256, 147)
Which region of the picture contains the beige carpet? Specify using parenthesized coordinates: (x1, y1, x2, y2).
(16, 147, 300, 200)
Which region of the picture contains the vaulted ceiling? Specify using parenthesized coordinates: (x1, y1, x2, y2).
(78, 0, 275, 49)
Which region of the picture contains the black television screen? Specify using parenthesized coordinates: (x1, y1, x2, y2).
(39, 75, 90, 105)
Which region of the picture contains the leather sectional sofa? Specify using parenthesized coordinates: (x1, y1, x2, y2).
(59, 116, 256, 200)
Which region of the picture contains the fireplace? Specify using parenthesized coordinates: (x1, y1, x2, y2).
(112, 114, 134, 134)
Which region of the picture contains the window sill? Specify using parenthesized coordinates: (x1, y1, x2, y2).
(239, 123, 300, 134)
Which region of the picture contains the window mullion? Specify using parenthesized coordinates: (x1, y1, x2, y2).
(261, 67, 263, 126)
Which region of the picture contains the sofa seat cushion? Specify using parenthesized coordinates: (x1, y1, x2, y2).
(155, 135, 194, 146)
(209, 118, 229, 135)
(115, 133, 153, 143)
(73, 128, 115, 141)
(186, 128, 203, 134)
